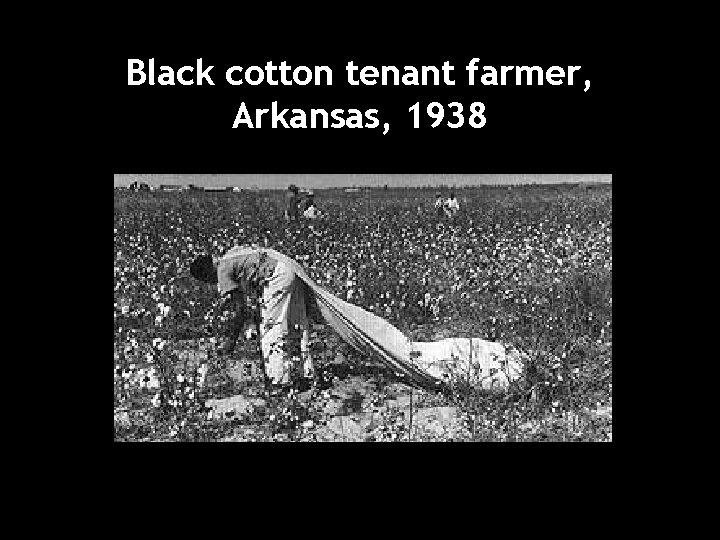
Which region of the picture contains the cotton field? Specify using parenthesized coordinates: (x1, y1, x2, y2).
(114, 184, 612, 441)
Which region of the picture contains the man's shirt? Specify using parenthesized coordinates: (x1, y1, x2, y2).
(304, 205, 320, 219)
(285, 191, 298, 215)
(216, 247, 279, 296)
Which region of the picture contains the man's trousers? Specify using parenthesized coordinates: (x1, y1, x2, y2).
(260, 259, 312, 385)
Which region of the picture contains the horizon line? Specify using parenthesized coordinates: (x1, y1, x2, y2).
(114, 173, 612, 189)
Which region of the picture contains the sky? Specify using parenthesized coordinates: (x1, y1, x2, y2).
(114, 173, 611, 189)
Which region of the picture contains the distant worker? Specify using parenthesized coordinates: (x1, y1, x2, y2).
(284, 185, 299, 222)
(298, 191, 312, 213)
(302, 192, 321, 219)
(446, 192, 460, 216)
(434, 193, 445, 217)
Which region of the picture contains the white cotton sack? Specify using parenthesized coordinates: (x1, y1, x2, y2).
(410, 338, 525, 391)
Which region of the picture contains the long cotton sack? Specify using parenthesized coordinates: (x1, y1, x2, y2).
(265, 249, 525, 390)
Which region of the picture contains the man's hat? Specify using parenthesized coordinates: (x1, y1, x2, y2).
(189, 254, 218, 284)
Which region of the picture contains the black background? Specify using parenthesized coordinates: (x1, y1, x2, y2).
(100, 30, 621, 497)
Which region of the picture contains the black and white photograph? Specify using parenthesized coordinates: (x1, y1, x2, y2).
(113, 173, 612, 442)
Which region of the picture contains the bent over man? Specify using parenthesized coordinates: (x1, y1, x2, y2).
(190, 246, 313, 388)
